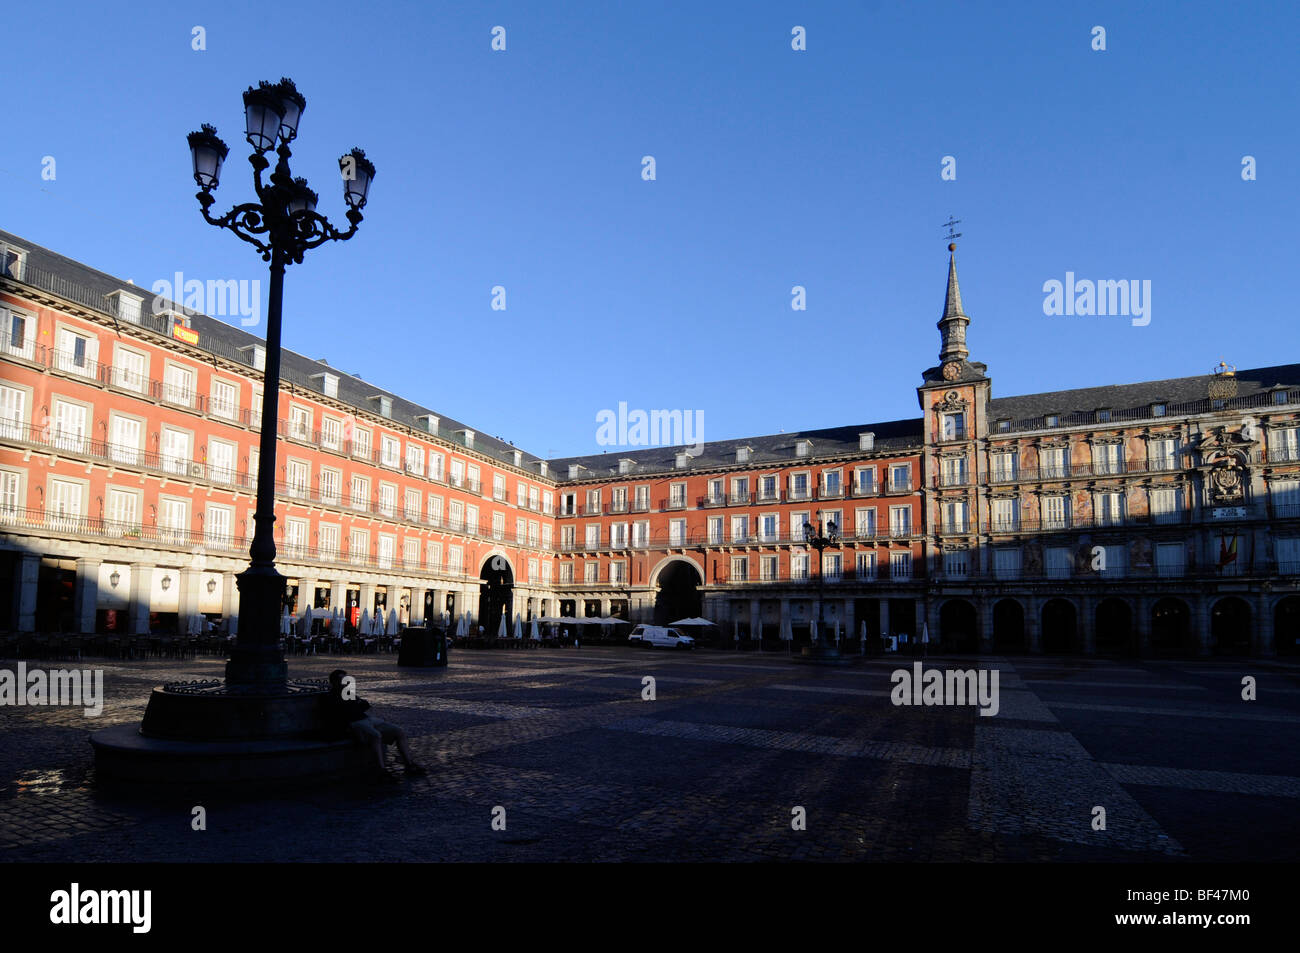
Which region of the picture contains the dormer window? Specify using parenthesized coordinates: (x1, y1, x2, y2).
(1273, 390, 1289, 406)
(618, 458, 635, 474)
(1151, 403, 1166, 417)
(538, 461, 549, 477)
(108, 289, 144, 324)
(370, 395, 392, 418)
(0, 243, 25, 279)
(675, 452, 690, 469)
(240, 344, 266, 371)
(795, 440, 811, 458)
(859, 433, 874, 451)
(511, 450, 522, 467)
(416, 414, 439, 434)
(455, 428, 474, 448)
(997, 419, 1011, 433)
(736, 446, 752, 464)
(1096, 409, 1111, 423)
(1045, 415, 1060, 428)
(568, 464, 585, 479)
(312, 372, 339, 398)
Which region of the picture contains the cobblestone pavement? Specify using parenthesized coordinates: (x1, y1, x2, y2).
(2, 647, 1298, 862)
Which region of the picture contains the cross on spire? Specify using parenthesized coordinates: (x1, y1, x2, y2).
(943, 216, 962, 245)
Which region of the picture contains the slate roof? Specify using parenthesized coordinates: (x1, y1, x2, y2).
(987, 364, 1300, 429)
(0, 228, 547, 472)
(547, 417, 924, 481)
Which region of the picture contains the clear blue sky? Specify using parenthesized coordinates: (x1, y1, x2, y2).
(2, 0, 1296, 458)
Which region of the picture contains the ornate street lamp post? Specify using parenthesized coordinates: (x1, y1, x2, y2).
(187, 78, 375, 689)
(801, 509, 842, 661)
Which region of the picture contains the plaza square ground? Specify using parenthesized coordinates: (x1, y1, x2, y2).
(1, 647, 1298, 862)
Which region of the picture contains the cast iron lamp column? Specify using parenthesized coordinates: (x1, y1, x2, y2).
(187, 78, 375, 690)
(801, 509, 841, 660)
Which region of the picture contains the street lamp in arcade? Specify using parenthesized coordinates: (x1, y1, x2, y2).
(188, 78, 375, 689)
(801, 509, 842, 660)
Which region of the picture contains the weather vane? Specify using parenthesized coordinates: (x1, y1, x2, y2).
(943, 216, 962, 244)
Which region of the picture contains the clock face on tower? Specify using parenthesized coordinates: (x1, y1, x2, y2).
(942, 361, 961, 381)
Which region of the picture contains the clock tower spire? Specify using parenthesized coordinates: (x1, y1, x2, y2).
(938, 243, 970, 367)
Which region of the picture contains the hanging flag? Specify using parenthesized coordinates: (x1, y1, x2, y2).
(1218, 533, 1238, 567)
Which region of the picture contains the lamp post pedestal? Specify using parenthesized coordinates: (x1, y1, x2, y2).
(90, 77, 377, 786)
(797, 513, 850, 666)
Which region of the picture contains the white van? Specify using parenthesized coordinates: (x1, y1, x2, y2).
(628, 625, 695, 649)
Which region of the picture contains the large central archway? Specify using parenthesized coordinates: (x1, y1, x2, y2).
(940, 599, 978, 653)
(1042, 598, 1078, 654)
(478, 556, 514, 638)
(1151, 597, 1191, 656)
(653, 558, 702, 625)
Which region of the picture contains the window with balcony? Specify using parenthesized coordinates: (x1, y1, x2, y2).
(1149, 436, 1179, 471)
(1093, 442, 1124, 475)
(492, 512, 505, 540)
(158, 496, 187, 544)
(111, 345, 146, 393)
(1046, 547, 1072, 579)
(584, 561, 599, 583)
(378, 483, 396, 517)
(209, 439, 237, 484)
(730, 515, 749, 542)
(707, 479, 724, 505)
(1156, 542, 1185, 578)
(377, 534, 396, 569)
(404, 538, 420, 569)
(941, 500, 967, 534)
(761, 554, 778, 580)
(889, 551, 912, 580)
(823, 553, 842, 581)
(991, 498, 1018, 531)
(889, 464, 910, 491)
(943, 550, 968, 578)
(429, 451, 444, 481)
(161, 361, 194, 406)
(854, 508, 876, 538)
(381, 435, 401, 469)
(289, 405, 312, 441)
(586, 489, 601, 514)
(759, 475, 778, 501)
(731, 556, 749, 582)
(353, 427, 371, 460)
(56, 326, 98, 377)
(350, 530, 369, 565)
(669, 483, 687, 508)
(941, 413, 964, 441)
(406, 444, 424, 476)
(0, 385, 24, 441)
(160, 426, 190, 475)
(1042, 495, 1068, 530)
(405, 488, 422, 521)
(889, 505, 912, 537)
(669, 519, 686, 546)
(855, 552, 876, 580)
(287, 460, 310, 499)
(285, 518, 309, 558)
(1095, 491, 1125, 526)
(1276, 537, 1300, 575)
(448, 546, 463, 574)
(559, 562, 574, 583)
(760, 513, 779, 542)
(610, 486, 627, 512)
(1271, 479, 1300, 518)
(1, 308, 33, 360)
(351, 475, 369, 511)
(319, 524, 340, 559)
(991, 451, 1017, 483)
(993, 548, 1021, 580)
(1040, 446, 1067, 479)
(210, 378, 237, 420)
(707, 516, 724, 544)
(789, 472, 810, 500)
(561, 525, 576, 550)
(791, 552, 809, 580)
(609, 522, 628, 548)
(492, 474, 507, 501)
(1271, 428, 1300, 463)
(633, 485, 650, 511)
(105, 487, 138, 535)
(821, 471, 841, 498)
(205, 503, 233, 549)
(1150, 487, 1180, 524)
(585, 524, 599, 550)
(941, 457, 967, 486)
(109, 414, 141, 465)
(632, 521, 649, 548)
(611, 561, 627, 584)
(427, 542, 442, 572)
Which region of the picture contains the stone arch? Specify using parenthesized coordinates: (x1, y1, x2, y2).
(1210, 596, 1252, 656)
(1273, 595, 1300, 657)
(1041, 597, 1079, 654)
(1095, 597, 1134, 656)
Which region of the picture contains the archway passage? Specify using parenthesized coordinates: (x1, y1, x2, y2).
(1211, 597, 1252, 656)
(1041, 598, 1078, 654)
(940, 599, 978, 653)
(993, 599, 1025, 652)
(1275, 596, 1300, 657)
(478, 558, 514, 638)
(1094, 598, 1134, 656)
(1151, 597, 1191, 656)
(654, 560, 702, 625)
